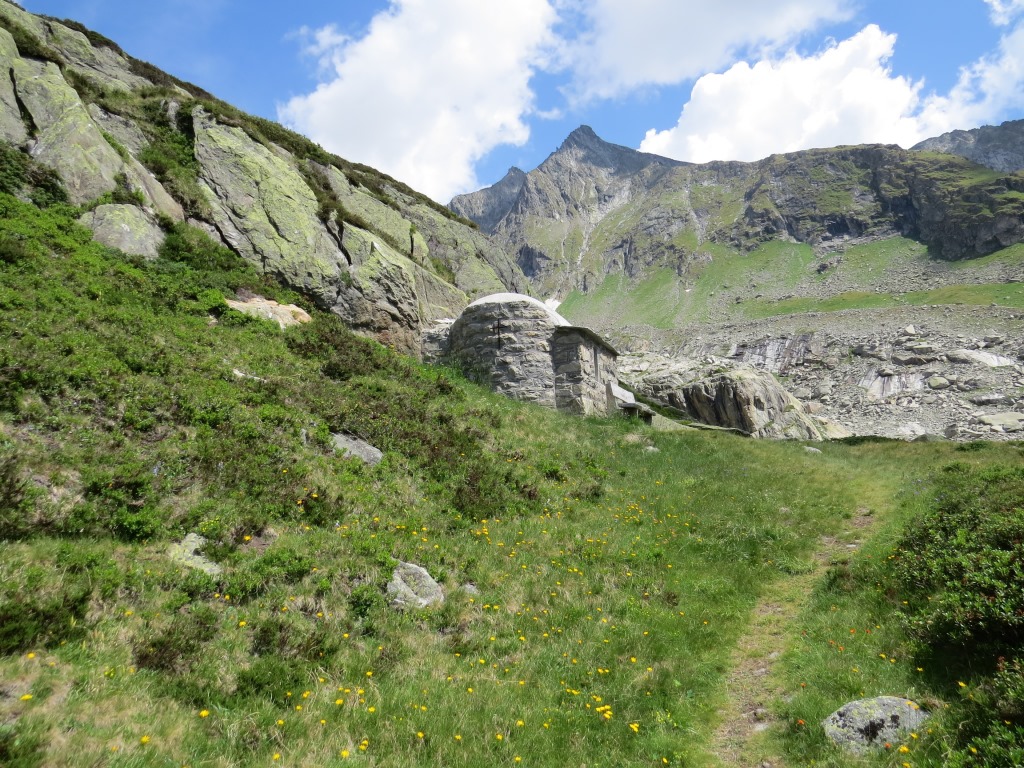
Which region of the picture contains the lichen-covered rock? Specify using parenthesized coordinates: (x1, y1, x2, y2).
(387, 561, 444, 609)
(167, 533, 222, 576)
(333, 229, 467, 354)
(86, 103, 148, 155)
(0, 2, 152, 93)
(331, 434, 383, 466)
(78, 204, 164, 259)
(318, 162, 518, 300)
(12, 57, 124, 204)
(192, 108, 348, 306)
(0, 28, 28, 145)
(823, 696, 929, 754)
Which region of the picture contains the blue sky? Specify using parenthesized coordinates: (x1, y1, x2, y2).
(19, 1, 1024, 201)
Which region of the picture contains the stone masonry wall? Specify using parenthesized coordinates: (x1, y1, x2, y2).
(553, 331, 618, 415)
(446, 297, 562, 409)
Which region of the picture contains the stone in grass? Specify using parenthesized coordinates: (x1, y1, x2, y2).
(167, 533, 222, 576)
(823, 696, 929, 754)
(387, 561, 444, 609)
(331, 433, 383, 466)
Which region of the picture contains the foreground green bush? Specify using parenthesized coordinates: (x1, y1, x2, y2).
(890, 462, 1024, 765)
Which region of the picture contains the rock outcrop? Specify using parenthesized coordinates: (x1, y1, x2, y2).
(12, 57, 126, 205)
(0, 5, 527, 357)
(193, 108, 349, 306)
(619, 353, 848, 440)
(0, 28, 27, 145)
(913, 119, 1024, 173)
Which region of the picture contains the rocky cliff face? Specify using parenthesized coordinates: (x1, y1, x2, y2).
(0, 1, 526, 355)
(449, 166, 527, 234)
(913, 119, 1024, 173)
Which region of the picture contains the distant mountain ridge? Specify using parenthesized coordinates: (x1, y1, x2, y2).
(912, 119, 1024, 174)
(451, 122, 1024, 299)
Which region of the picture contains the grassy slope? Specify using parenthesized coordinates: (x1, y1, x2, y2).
(1, 185, 1023, 767)
(560, 236, 1024, 331)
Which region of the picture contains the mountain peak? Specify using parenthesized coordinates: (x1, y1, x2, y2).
(561, 125, 602, 150)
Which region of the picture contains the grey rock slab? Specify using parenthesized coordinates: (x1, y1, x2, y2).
(331, 434, 383, 465)
(87, 103, 148, 155)
(823, 696, 929, 754)
(946, 349, 1017, 367)
(387, 561, 444, 609)
(977, 412, 1024, 431)
(78, 204, 165, 259)
(0, 29, 28, 145)
(167, 533, 222, 576)
(12, 57, 123, 204)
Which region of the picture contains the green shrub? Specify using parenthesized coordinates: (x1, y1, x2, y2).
(234, 656, 308, 705)
(348, 583, 385, 620)
(0, 575, 90, 654)
(0, 449, 32, 540)
(891, 463, 1024, 649)
(133, 604, 218, 672)
(0, 718, 46, 768)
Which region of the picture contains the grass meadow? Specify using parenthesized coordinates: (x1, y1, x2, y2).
(0, 166, 1022, 767)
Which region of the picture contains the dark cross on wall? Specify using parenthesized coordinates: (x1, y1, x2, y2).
(492, 319, 505, 350)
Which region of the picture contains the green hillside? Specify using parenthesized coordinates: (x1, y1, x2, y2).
(2, 152, 1024, 768)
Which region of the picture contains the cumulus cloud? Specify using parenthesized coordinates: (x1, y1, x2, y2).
(639, 21, 1024, 163)
(279, 0, 558, 202)
(985, 0, 1024, 25)
(564, 0, 853, 100)
(916, 18, 1024, 132)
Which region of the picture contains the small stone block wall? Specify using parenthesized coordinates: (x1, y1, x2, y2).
(553, 330, 617, 415)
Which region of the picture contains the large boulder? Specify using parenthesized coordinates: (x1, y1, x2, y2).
(620, 353, 847, 440)
(78, 204, 165, 259)
(223, 296, 312, 329)
(823, 696, 929, 754)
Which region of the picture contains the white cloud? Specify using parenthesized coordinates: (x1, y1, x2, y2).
(564, 0, 853, 100)
(985, 0, 1024, 25)
(639, 26, 926, 162)
(279, 0, 558, 202)
(639, 22, 1024, 163)
(916, 20, 1024, 132)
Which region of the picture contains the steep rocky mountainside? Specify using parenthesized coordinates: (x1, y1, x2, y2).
(0, 0, 526, 354)
(913, 119, 1024, 173)
(453, 125, 1024, 439)
(453, 126, 1024, 301)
